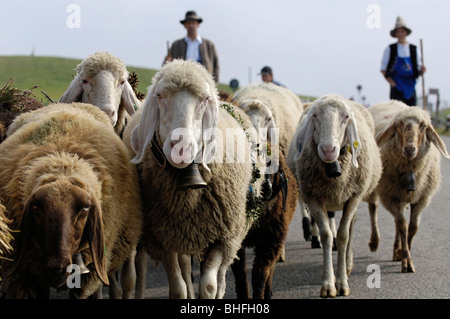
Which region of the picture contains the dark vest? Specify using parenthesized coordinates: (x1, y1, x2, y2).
(385, 43, 419, 79)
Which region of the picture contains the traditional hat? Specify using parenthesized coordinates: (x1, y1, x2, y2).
(390, 16, 412, 37)
(259, 66, 273, 75)
(180, 11, 203, 24)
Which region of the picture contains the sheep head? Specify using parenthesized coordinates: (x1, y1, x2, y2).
(59, 51, 139, 127)
(237, 98, 277, 143)
(131, 59, 219, 172)
(376, 107, 450, 160)
(293, 95, 361, 168)
(13, 177, 108, 288)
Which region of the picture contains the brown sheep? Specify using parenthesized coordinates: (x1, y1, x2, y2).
(0, 102, 142, 298)
(367, 101, 450, 273)
(231, 151, 298, 299)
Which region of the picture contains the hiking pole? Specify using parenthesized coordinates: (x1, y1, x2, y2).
(420, 39, 426, 110)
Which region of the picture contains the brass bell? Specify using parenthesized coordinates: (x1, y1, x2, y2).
(74, 252, 90, 274)
(178, 163, 207, 189)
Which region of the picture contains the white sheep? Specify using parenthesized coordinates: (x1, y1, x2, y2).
(0, 102, 142, 298)
(122, 59, 260, 299)
(59, 51, 141, 136)
(367, 100, 450, 273)
(287, 94, 382, 297)
(232, 82, 303, 156)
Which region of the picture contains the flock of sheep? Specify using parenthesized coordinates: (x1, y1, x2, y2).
(0, 51, 448, 299)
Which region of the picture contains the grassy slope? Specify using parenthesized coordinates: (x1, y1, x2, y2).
(0, 55, 313, 104)
(0, 56, 158, 103)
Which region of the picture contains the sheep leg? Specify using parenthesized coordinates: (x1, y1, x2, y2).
(216, 261, 228, 299)
(120, 249, 137, 299)
(178, 254, 195, 299)
(299, 200, 312, 241)
(231, 247, 249, 299)
(309, 200, 336, 298)
(108, 272, 122, 299)
(161, 251, 187, 299)
(346, 215, 356, 276)
(310, 217, 322, 249)
(393, 212, 413, 273)
(393, 225, 402, 261)
(335, 198, 359, 297)
(327, 211, 337, 251)
(405, 200, 428, 273)
(368, 201, 380, 252)
(264, 262, 276, 299)
(199, 248, 223, 299)
(134, 246, 147, 299)
(251, 254, 273, 299)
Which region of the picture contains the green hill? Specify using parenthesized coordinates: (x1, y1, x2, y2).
(0, 55, 312, 103)
(0, 55, 160, 103)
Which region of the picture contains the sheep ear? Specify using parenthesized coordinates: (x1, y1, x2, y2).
(201, 86, 219, 171)
(130, 84, 160, 164)
(121, 81, 141, 115)
(59, 75, 83, 103)
(345, 111, 361, 168)
(426, 125, 450, 159)
(86, 197, 109, 286)
(11, 197, 36, 273)
(266, 115, 276, 143)
(293, 113, 314, 161)
(376, 122, 397, 147)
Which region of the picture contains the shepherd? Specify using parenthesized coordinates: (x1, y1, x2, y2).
(380, 16, 427, 106)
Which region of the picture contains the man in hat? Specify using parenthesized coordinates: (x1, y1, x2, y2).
(260, 66, 286, 87)
(164, 11, 220, 83)
(380, 16, 426, 106)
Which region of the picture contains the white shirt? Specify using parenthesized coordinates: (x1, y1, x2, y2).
(184, 35, 203, 62)
(380, 42, 422, 71)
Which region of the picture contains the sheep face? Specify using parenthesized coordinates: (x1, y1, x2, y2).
(294, 96, 360, 167)
(239, 99, 276, 143)
(130, 59, 219, 171)
(14, 178, 108, 288)
(155, 83, 212, 169)
(59, 52, 138, 128)
(376, 109, 450, 161)
(78, 70, 126, 126)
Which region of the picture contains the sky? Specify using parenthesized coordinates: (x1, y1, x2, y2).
(1, 0, 449, 108)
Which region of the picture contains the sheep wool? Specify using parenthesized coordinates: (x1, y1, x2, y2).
(0, 102, 142, 298)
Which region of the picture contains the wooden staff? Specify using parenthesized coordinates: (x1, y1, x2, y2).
(420, 39, 426, 110)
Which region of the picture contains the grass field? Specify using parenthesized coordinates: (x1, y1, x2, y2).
(0, 55, 316, 105)
(0, 55, 159, 103)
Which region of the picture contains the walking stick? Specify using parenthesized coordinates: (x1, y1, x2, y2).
(420, 39, 426, 110)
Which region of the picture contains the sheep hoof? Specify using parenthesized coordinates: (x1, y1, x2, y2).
(320, 285, 337, 298)
(339, 287, 350, 296)
(368, 240, 379, 252)
(402, 262, 415, 273)
(311, 236, 321, 249)
(335, 282, 350, 296)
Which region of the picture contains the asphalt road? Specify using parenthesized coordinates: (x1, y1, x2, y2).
(134, 135, 450, 300)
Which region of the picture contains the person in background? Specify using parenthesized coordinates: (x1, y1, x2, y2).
(259, 66, 286, 87)
(164, 11, 220, 83)
(380, 16, 426, 106)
